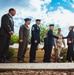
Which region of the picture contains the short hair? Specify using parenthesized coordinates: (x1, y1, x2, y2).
(58, 28, 61, 30)
(69, 26, 72, 28)
(9, 8, 15, 12)
(69, 26, 74, 30)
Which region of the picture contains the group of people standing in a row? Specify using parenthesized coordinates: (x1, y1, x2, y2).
(43, 26, 74, 63)
(0, 8, 74, 63)
(17, 18, 41, 63)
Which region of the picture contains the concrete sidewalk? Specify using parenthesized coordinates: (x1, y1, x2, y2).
(0, 63, 74, 70)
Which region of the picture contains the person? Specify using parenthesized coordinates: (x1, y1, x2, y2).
(29, 19, 41, 63)
(43, 24, 60, 62)
(63, 26, 74, 62)
(42, 36, 48, 62)
(42, 36, 48, 51)
(0, 8, 16, 63)
(54, 28, 66, 62)
(17, 18, 31, 63)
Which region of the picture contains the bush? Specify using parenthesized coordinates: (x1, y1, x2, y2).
(60, 48, 67, 62)
(11, 34, 19, 44)
(7, 47, 15, 60)
(40, 25, 48, 42)
(53, 48, 67, 62)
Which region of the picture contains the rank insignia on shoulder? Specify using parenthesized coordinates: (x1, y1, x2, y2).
(73, 29, 74, 31)
(32, 27, 35, 31)
(37, 27, 39, 30)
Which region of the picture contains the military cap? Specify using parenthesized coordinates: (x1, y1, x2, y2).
(36, 19, 41, 21)
(49, 24, 54, 26)
(24, 18, 31, 22)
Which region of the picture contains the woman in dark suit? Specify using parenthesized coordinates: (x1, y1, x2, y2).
(63, 26, 73, 62)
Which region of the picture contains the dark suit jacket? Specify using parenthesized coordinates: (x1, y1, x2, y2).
(31, 24, 40, 43)
(0, 13, 14, 37)
(47, 29, 59, 46)
(63, 30, 74, 45)
(42, 37, 48, 50)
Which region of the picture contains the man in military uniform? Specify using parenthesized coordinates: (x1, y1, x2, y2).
(17, 18, 31, 63)
(43, 24, 59, 62)
(54, 28, 66, 62)
(0, 8, 16, 63)
(29, 19, 41, 63)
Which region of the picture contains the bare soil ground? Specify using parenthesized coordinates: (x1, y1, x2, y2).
(0, 70, 74, 75)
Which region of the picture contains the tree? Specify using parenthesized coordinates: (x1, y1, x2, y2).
(40, 25, 49, 42)
(10, 25, 58, 44)
(40, 24, 58, 43)
(53, 28, 58, 34)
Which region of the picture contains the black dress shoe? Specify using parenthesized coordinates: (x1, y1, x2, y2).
(17, 59, 22, 63)
(30, 60, 38, 63)
(0, 57, 10, 63)
(21, 59, 27, 63)
(67, 60, 72, 62)
(0, 59, 5, 63)
(17, 58, 27, 63)
(43, 60, 51, 63)
(4, 60, 10, 63)
(3, 57, 10, 63)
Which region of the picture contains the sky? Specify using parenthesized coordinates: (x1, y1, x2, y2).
(0, 0, 74, 36)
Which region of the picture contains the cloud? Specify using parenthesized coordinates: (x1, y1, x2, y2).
(10, 2, 74, 35)
(72, 4, 74, 7)
(43, 0, 52, 4)
(0, 0, 31, 9)
(0, 0, 74, 36)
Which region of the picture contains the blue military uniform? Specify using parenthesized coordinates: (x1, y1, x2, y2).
(30, 24, 40, 62)
(43, 24, 59, 62)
